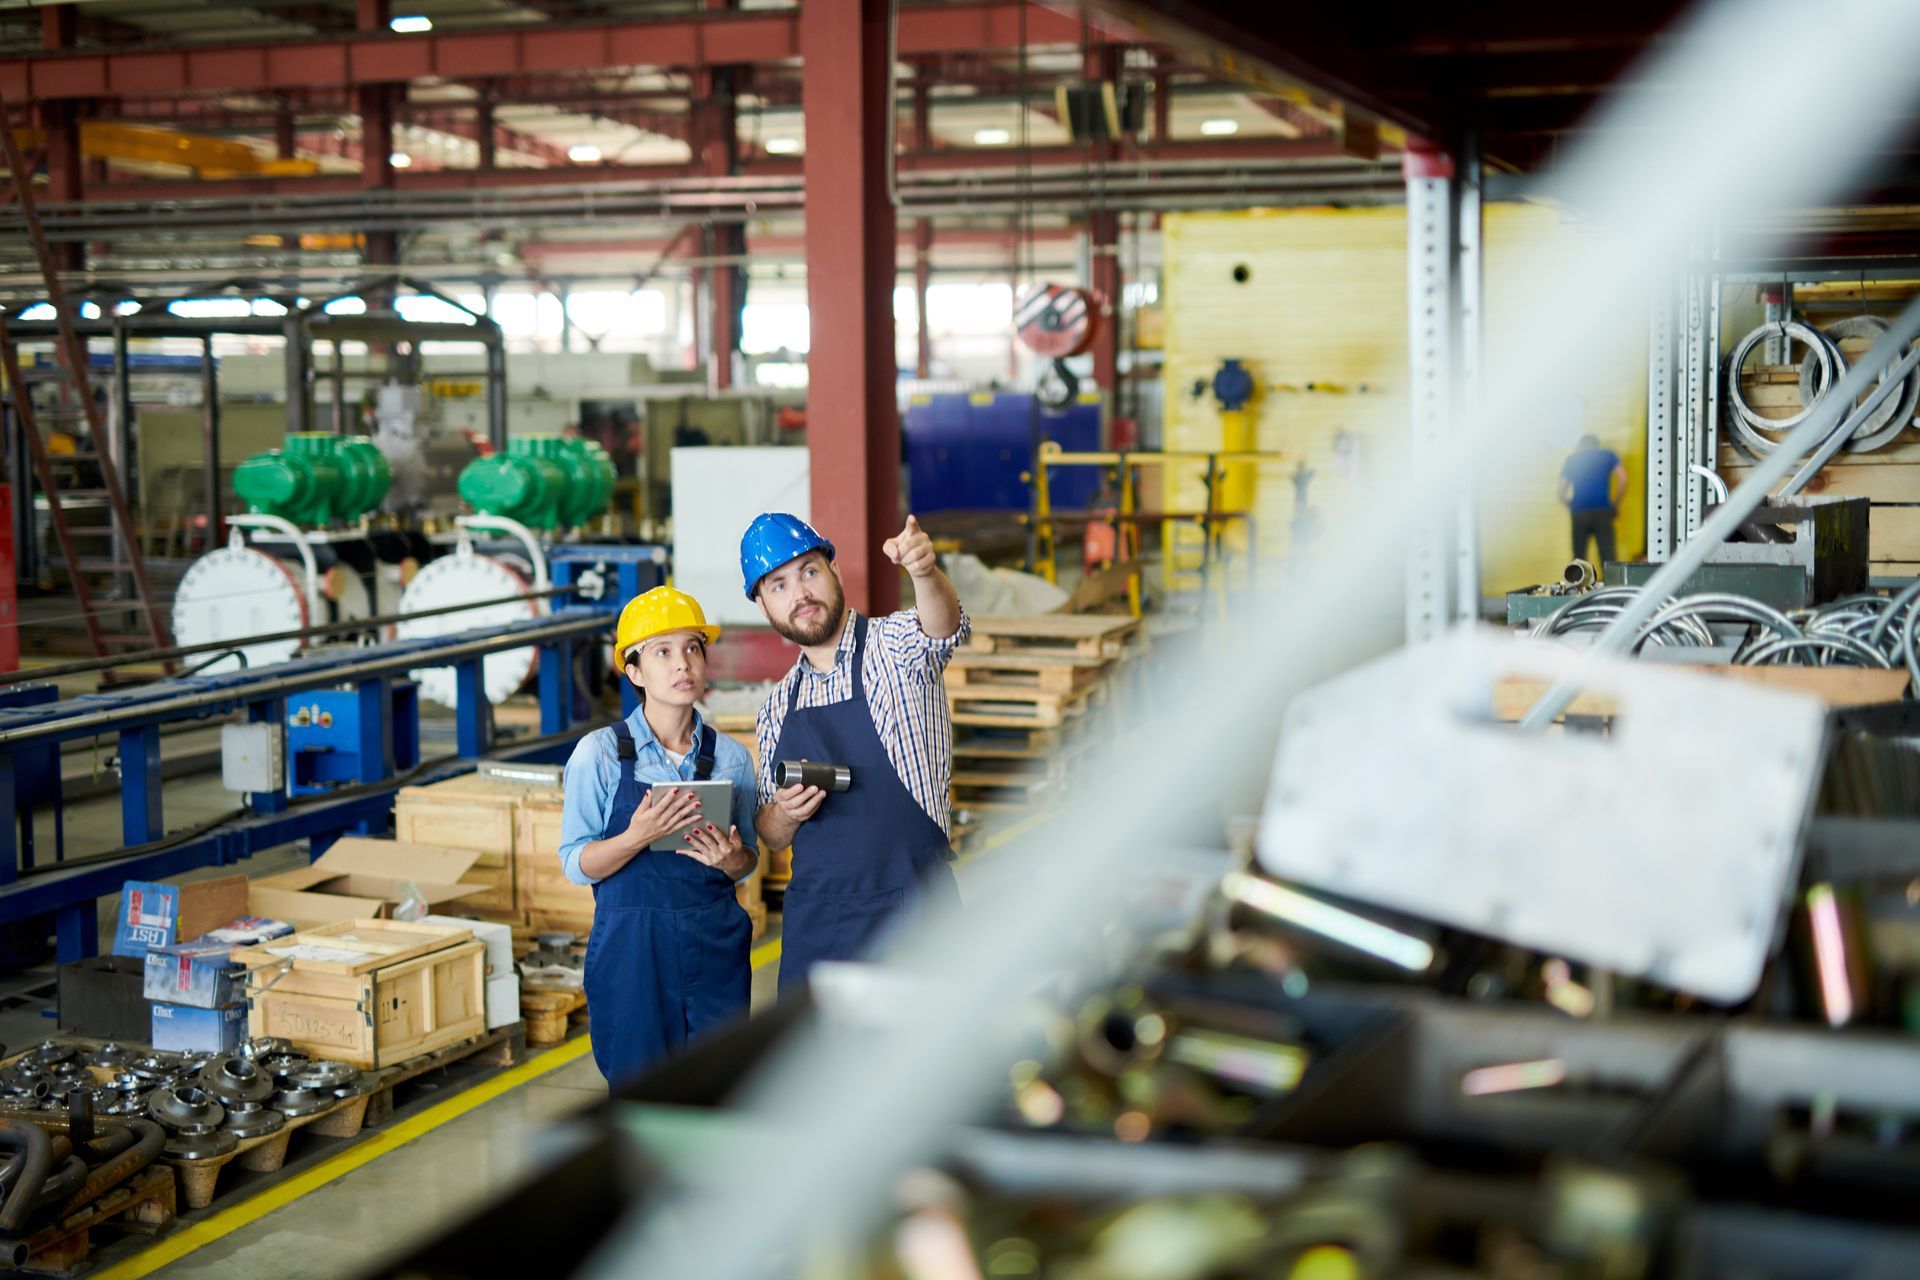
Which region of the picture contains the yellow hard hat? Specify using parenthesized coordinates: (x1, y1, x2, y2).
(613, 586, 721, 672)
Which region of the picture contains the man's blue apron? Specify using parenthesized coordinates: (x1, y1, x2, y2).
(773, 614, 960, 994)
(582, 721, 751, 1087)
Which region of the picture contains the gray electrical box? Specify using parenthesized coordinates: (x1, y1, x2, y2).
(221, 722, 285, 794)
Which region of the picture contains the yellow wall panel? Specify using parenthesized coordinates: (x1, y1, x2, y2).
(1159, 202, 1646, 597)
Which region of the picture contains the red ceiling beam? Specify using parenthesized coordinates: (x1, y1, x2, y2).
(0, 3, 1092, 103)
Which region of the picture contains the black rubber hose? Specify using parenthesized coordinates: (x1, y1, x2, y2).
(54, 1120, 162, 1219)
(0, 1119, 53, 1234)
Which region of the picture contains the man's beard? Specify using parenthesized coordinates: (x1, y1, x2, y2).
(770, 584, 846, 647)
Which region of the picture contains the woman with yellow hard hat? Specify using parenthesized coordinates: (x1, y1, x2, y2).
(557, 585, 758, 1086)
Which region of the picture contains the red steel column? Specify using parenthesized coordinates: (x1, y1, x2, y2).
(697, 85, 742, 391)
(802, 0, 899, 615)
(1085, 46, 1122, 429)
(913, 220, 934, 378)
(40, 8, 82, 272)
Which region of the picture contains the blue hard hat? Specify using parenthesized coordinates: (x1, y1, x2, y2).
(740, 512, 835, 599)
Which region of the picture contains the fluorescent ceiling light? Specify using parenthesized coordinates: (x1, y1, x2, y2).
(567, 145, 602, 163)
(390, 152, 412, 168)
(974, 127, 1011, 145)
(1200, 118, 1239, 136)
(765, 137, 801, 154)
(390, 14, 431, 32)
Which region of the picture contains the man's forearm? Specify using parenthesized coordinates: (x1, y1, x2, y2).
(911, 567, 962, 639)
(756, 803, 799, 852)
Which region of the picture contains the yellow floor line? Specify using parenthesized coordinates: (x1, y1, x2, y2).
(93, 1036, 594, 1280)
(752, 936, 781, 969)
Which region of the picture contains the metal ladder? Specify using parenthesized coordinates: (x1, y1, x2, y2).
(0, 82, 167, 659)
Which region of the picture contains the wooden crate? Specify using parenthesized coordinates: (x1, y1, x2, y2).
(517, 792, 594, 928)
(395, 774, 549, 920)
(236, 919, 486, 1068)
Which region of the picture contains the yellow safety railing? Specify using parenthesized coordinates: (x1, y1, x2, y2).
(1022, 442, 1287, 617)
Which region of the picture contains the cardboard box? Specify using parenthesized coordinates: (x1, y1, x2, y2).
(424, 914, 513, 978)
(485, 972, 521, 1030)
(112, 875, 250, 957)
(142, 941, 240, 1009)
(248, 839, 488, 931)
(152, 1001, 247, 1054)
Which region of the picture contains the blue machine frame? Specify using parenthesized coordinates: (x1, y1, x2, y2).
(0, 544, 665, 962)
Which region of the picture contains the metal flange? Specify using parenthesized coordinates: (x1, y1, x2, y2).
(242, 1037, 293, 1062)
(222, 1103, 287, 1141)
(164, 1129, 239, 1161)
(18, 1042, 75, 1071)
(260, 1054, 311, 1084)
(86, 1043, 134, 1071)
(128, 1055, 183, 1083)
(291, 1061, 359, 1091)
(201, 1057, 275, 1105)
(272, 1087, 334, 1118)
(148, 1085, 226, 1132)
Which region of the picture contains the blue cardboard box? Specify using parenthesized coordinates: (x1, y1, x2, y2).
(142, 941, 240, 1009)
(151, 1002, 247, 1054)
(112, 875, 251, 958)
(114, 882, 180, 957)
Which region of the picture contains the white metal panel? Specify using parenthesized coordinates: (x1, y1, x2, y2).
(1258, 627, 1827, 1002)
(672, 446, 810, 625)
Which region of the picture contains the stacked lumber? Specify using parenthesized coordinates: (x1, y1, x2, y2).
(945, 614, 1145, 835)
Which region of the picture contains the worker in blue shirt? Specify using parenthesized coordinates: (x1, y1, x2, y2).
(1558, 434, 1627, 568)
(557, 586, 758, 1088)
(742, 512, 966, 995)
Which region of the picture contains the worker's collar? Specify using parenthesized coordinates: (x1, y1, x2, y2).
(626, 701, 706, 751)
(801, 609, 862, 679)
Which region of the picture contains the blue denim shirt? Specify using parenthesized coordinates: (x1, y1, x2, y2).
(557, 704, 758, 886)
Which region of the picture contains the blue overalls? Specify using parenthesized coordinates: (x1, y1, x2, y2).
(774, 614, 961, 994)
(582, 721, 752, 1087)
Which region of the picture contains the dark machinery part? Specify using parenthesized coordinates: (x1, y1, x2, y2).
(147, 1085, 225, 1132)
(291, 1061, 359, 1091)
(775, 760, 853, 793)
(273, 1087, 334, 1118)
(163, 1129, 238, 1161)
(222, 1103, 286, 1141)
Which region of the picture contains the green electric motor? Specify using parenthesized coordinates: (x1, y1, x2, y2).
(232, 433, 392, 526)
(457, 435, 617, 531)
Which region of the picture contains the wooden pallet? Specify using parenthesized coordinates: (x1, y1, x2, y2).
(14, 1163, 174, 1275)
(951, 770, 1065, 806)
(167, 1089, 374, 1210)
(951, 724, 1080, 758)
(966, 613, 1141, 660)
(521, 985, 588, 1048)
(946, 655, 1109, 697)
(949, 679, 1105, 729)
(361, 1023, 523, 1129)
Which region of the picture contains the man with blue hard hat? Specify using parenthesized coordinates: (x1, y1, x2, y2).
(741, 511, 967, 992)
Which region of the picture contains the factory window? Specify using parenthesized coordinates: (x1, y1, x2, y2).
(742, 302, 811, 354)
(566, 290, 669, 342)
(324, 296, 367, 315)
(396, 294, 481, 326)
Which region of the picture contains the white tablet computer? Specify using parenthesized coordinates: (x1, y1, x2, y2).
(644, 780, 734, 852)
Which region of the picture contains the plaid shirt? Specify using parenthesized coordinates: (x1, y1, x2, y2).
(755, 608, 969, 836)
